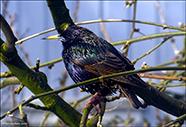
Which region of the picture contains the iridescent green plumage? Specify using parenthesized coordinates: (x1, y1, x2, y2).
(60, 25, 147, 109)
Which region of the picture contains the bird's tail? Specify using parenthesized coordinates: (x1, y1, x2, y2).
(118, 84, 145, 109)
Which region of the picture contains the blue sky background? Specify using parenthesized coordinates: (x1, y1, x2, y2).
(1, 1, 185, 126)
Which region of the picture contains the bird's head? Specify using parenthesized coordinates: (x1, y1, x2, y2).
(43, 26, 95, 47)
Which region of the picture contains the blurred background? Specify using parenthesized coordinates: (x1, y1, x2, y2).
(1, 1, 185, 126)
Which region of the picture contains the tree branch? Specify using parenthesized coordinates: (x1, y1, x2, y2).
(76, 19, 186, 31)
(120, 31, 185, 50)
(25, 103, 50, 111)
(163, 113, 186, 127)
(46, 0, 75, 33)
(0, 14, 17, 51)
(124, 0, 137, 56)
(138, 73, 186, 81)
(155, 58, 185, 67)
(151, 83, 186, 88)
(0, 77, 20, 89)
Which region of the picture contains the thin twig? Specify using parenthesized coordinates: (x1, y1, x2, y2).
(100, 22, 112, 42)
(105, 100, 124, 112)
(162, 113, 186, 127)
(14, 83, 24, 94)
(14, 19, 186, 45)
(138, 73, 186, 81)
(76, 19, 185, 31)
(73, 0, 79, 23)
(69, 95, 92, 108)
(79, 103, 91, 127)
(39, 112, 52, 127)
(123, 0, 135, 10)
(15, 27, 55, 44)
(18, 104, 29, 127)
(155, 58, 185, 67)
(0, 77, 20, 89)
(120, 31, 185, 50)
(10, 85, 16, 127)
(129, 0, 137, 39)
(30, 57, 62, 69)
(155, 1, 179, 57)
(132, 36, 172, 64)
(151, 83, 186, 88)
(0, 57, 62, 79)
(158, 70, 185, 92)
(123, 0, 137, 55)
(26, 103, 50, 111)
(34, 58, 40, 72)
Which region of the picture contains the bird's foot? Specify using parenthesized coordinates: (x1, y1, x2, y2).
(84, 90, 103, 113)
(85, 96, 102, 112)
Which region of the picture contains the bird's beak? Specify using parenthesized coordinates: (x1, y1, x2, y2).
(43, 34, 61, 40)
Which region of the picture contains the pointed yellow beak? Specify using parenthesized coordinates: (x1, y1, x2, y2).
(43, 34, 60, 40)
(43, 34, 65, 41)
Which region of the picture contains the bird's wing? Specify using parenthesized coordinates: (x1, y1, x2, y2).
(66, 42, 143, 87)
(68, 42, 129, 75)
(83, 50, 129, 75)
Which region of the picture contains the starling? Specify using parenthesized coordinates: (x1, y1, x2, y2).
(45, 25, 147, 109)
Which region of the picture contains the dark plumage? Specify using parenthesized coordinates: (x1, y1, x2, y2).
(55, 25, 148, 109)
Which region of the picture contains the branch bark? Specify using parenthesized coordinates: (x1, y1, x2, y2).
(0, 14, 17, 51)
(46, 0, 75, 33)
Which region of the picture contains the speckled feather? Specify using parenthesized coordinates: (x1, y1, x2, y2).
(60, 26, 147, 109)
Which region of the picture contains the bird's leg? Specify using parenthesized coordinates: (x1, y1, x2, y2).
(85, 89, 103, 112)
